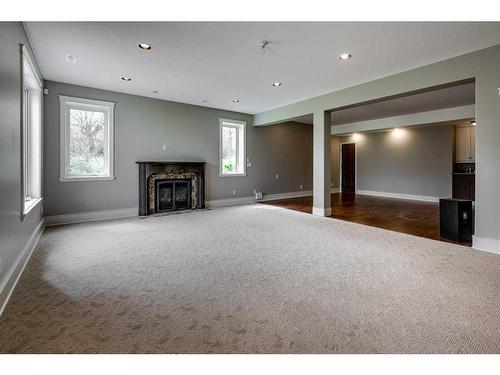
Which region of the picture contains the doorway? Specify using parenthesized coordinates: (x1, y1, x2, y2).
(341, 143, 356, 193)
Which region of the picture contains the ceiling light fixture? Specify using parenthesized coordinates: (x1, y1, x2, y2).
(121, 76, 132, 81)
(339, 52, 352, 61)
(138, 43, 152, 51)
(232, 99, 240, 103)
(272, 82, 282, 87)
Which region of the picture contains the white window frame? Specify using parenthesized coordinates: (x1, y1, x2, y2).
(219, 118, 247, 177)
(21, 45, 43, 218)
(59, 95, 115, 182)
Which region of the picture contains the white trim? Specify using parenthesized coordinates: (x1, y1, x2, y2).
(59, 95, 115, 182)
(58, 95, 115, 109)
(0, 219, 45, 318)
(356, 189, 440, 203)
(21, 45, 42, 88)
(59, 176, 116, 182)
(219, 118, 247, 177)
(45, 191, 314, 225)
(206, 190, 313, 208)
(331, 105, 475, 135)
(22, 197, 43, 218)
(312, 207, 332, 216)
(472, 235, 500, 255)
(45, 207, 137, 226)
(21, 45, 43, 219)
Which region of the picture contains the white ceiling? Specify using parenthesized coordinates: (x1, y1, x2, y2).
(291, 81, 475, 125)
(24, 22, 500, 114)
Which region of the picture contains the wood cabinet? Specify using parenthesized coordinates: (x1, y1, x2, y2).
(455, 125, 475, 163)
(452, 174, 475, 201)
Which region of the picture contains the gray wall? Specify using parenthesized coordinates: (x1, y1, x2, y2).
(43, 81, 313, 216)
(332, 125, 453, 197)
(0, 23, 44, 300)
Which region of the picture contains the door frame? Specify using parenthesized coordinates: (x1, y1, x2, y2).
(339, 141, 357, 193)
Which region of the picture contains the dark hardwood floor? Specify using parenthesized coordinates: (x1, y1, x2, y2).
(261, 192, 472, 246)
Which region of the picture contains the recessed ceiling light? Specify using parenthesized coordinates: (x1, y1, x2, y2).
(138, 43, 152, 51)
(232, 99, 239, 103)
(339, 52, 352, 61)
(121, 76, 132, 81)
(272, 82, 282, 87)
(66, 55, 77, 64)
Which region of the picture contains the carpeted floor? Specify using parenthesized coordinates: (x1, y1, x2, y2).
(1, 204, 499, 353)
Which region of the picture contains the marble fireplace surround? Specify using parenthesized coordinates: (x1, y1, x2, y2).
(137, 161, 205, 216)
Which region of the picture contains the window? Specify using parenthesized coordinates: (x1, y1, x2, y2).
(59, 96, 115, 182)
(21, 46, 43, 217)
(219, 119, 246, 176)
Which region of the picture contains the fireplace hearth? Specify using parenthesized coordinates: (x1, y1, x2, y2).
(137, 161, 205, 216)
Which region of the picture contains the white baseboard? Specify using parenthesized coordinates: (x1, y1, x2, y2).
(206, 190, 312, 208)
(472, 235, 500, 255)
(312, 207, 332, 216)
(356, 189, 440, 203)
(45, 207, 138, 226)
(0, 219, 45, 317)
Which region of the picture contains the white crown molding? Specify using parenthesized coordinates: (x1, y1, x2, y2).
(356, 189, 440, 203)
(0, 219, 45, 317)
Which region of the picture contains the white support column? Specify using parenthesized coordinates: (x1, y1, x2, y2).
(312, 111, 332, 216)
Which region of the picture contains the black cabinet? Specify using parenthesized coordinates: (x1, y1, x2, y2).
(439, 198, 473, 243)
(452, 174, 475, 201)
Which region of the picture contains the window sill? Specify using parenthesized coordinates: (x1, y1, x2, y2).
(219, 173, 247, 177)
(59, 176, 116, 182)
(22, 197, 43, 220)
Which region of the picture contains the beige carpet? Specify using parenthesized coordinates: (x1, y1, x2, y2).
(1, 204, 500, 353)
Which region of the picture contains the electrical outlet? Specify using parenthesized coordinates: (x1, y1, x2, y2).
(232, 190, 237, 195)
(247, 162, 252, 167)
(275, 174, 279, 179)
(162, 144, 167, 151)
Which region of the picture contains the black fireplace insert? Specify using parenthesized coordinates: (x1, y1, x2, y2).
(155, 178, 192, 213)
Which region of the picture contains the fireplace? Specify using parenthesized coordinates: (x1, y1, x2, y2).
(156, 178, 192, 212)
(137, 161, 205, 216)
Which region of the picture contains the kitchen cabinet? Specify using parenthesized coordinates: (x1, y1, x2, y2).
(455, 125, 475, 163)
(452, 174, 475, 201)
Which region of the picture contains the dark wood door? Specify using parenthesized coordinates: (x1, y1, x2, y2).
(341, 143, 356, 193)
